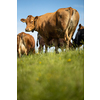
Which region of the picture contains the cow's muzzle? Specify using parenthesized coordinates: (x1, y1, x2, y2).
(32, 29, 34, 32)
(25, 28, 30, 32)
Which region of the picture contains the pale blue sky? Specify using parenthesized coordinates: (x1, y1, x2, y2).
(17, 0, 84, 51)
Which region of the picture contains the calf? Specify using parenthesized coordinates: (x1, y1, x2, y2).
(36, 33, 73, 52)
(17, 32, 35, 57)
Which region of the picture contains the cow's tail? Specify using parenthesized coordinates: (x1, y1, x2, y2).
(21, 34, 23, 39)
(63, 7, 73, 35)
(21, 34, 26, 46)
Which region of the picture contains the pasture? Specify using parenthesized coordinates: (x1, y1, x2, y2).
(17, 49, 84, 100)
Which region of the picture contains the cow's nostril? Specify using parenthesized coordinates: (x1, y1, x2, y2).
(25, 28, 29, 31)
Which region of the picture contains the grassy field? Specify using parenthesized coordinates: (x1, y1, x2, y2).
(17, 49, 84, 100)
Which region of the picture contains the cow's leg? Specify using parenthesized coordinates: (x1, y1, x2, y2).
(25, 48, 27, 55)
(44, 40, 49, 53)
(45, 45, 48, 53)
(32, 48, 35, 54)
(61, 45, 65, 52)
(42, 45, 44, 52)
(39, 46, 41, 52)
(61, 47, 64, 52)
(69, 27, 76, 42)
(64, 28, 75, 50)
(66, 39, 69, 50)
(39, 45, 44, 53)
(64, 29, 70, 50)
(18, 47, 21, 58)
(55, 38, 59, 53)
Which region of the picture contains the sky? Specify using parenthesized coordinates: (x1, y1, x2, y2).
(17, 0, 84, 51)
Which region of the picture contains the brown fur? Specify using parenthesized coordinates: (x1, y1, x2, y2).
(21, 7, 79, 53)
(17, 32, 35, 57)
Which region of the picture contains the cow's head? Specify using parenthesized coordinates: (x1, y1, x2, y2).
(78, 24, 84, 31)
(21, 15, 36, 32)
(79, 24, 82, 29)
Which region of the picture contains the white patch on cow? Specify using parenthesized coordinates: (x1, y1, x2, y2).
(21, 44, 26, 53)
(71, 16, 73, 21)
(19, 38, 27, 54)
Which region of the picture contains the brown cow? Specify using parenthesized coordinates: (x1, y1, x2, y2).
(17, 32, 35, 57)
(36, 33, 73, 52)
(21, 7, 79, 53)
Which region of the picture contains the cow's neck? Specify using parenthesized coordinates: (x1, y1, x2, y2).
(34, 16, 41, 32)
(34, 20, 38, 31)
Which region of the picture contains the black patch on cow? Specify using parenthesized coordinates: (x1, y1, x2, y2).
(73, 29, 84, 47)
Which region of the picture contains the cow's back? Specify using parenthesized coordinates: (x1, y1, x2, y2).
(35, 12, 57, 37)
(23, 33, 35, 53)
(17, 32, 35, 57)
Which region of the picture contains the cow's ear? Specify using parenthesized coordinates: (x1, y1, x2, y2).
(35, 16, 38, 19)
(79, 24, 81, 27)
(35, 16, 38, 20)
(34, 16, 38, 22)
(20, 18, 26, 23)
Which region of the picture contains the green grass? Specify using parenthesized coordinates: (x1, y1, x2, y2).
(17, 49, 84, 100)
